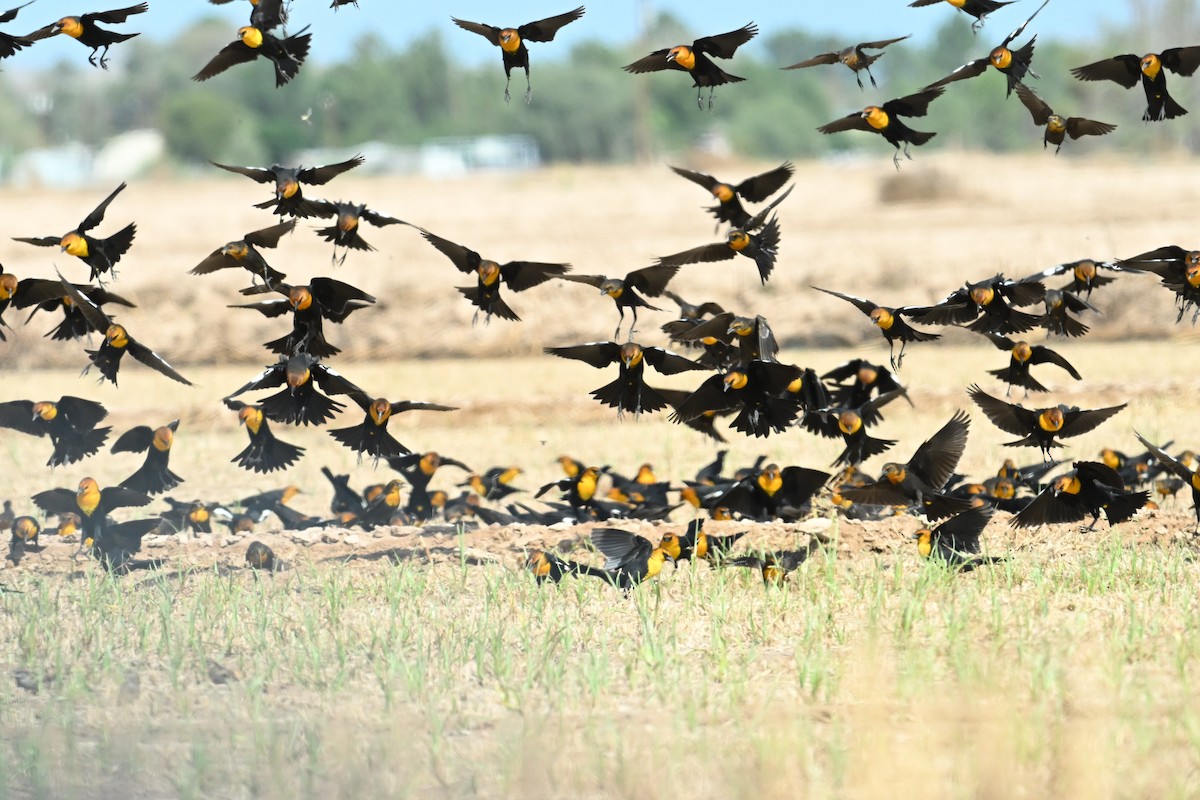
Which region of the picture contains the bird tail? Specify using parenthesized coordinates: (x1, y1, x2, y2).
(907, 130, 936, 146)
(52, 424, 112, 467)
(1104, 490, 1151, 525)
(274, 30, 313, 87)
(456, 286, 520, 322)
(104, 223, 137, 259)
(986, 366, 1047, 393)
(591, 377, 667, 415)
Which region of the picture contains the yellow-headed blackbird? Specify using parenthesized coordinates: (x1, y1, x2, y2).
(544, 340, 705, 416)
(979, 332, 1081, 395)
(329, 392, 456, 463)
(226, 353, 363, 427)
(388, 451, 471, 521)
(57, 276, 192, 386)
(14, 182, 134, 281)
(671, 312, 779, 368)
(1135, 432, 1200, 532)
(804, 389, 906, 467)
(843, 410, 972, 519)
(0, 2, 33, 60)
(812, 287, 938, 369)
(660, 291, 727, 351)
(245, 540, 281, 571)
(224, 398, 305, 473)
(452, 6, 585, 104)
(157, 497, 215, 534)
(1013, 83, 1117, 153)
(234, 276, 376, 358)
(536, 464, 609, 519)
(591, 527, 673, 589)
(908, 0, 1013, 32)
(0, 266, 16, 338)
(12, 278, 135, 341)
(237, 485, 301, 519)
(730, 540, 822, 585)
(711, 463, 830, 521)
(653, 186, 792, 284)
(624, 22, 758, 110)
(348, 478, 407, 530)
(25, 2, 146, 68)
(1012, 460, 1149, 529)
(916, 274, 1046, 335)
(0, 396, 110, 466)
(321, 466, 365, 515)
(1025, 257, 1137, 301)
(914, 506, 1003, 570)
(818, 86, 945, 169)
(557, 454, 583, 478)
(419, 228, 570, 324)
(657, 518, 746, 561)
(32, 476, 156, 569)
(194, 0, 310, 87)
(783, 35, 910, 89)
(1072, 46, 1200, 121)
(968, 383, 1126, 460)
(525, 549, 609, 584)
(822, 359, 908, 409)
(461, 467, 524, 501)
(190, 220, 296, 287)
(1040, 288, 1096, 338)
(1117, 245, 1200, 323)
(211, 155, 364, 218)
(925, 0, 1050, 97)
(657, 387, 734, 443)
(8, 515, 41, 566)
(112, 419, 182, 496)
(309, 200, 405, 264)
(670, 359, 804, 438)
(669, 162, 793, 228)
(558, 264, 678, 339)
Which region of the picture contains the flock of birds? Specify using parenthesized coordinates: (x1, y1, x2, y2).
(0, 0, 1198, 587)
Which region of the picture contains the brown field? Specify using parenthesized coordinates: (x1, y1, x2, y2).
(3, 154, 1200, 797)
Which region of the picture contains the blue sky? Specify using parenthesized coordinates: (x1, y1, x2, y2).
(9, 0, 1132, 67)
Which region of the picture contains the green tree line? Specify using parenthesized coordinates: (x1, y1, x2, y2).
(1, 8, 1198, 169)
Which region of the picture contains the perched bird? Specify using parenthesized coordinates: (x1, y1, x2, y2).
(710, 463, 830, 521)
(1013, 84, 1117, 153)
(1072, 46, 1200, 121)
(657, 518, 746, 562)
(31, 477, 156, 570)
(234, 276, 376, 358)
(419, 228, 569, 324)
(1134, 432, 1200, 533)
(461, 466, 524, 502)
(328, 392, 456, 463)
(783, 35, 910, 89)
(0, 2, 34, 60)
(558, 264, 679, 339)
(624, 22, 758, 110)
(907, 0, 1013, 32)
(730, 541, 823, 585)
(925, 0, 1050, 97)
(13, 182, 135, 282)
(817, 86, 945, 168)
(670, 359, 804, 439)
(12, 278, 135, 341)
(224, 399, 306, 473)
(1117, 245, 1200, 323)
(25, 2, 147, 68)
(451, 6, 585, 103)
(245, 540, 281, 571)
(813, 287, 937, 369)
(210, 155, 364, 218)
(544, 340, 705, 417)
(804, 389, 906, 468)
(914, 506, 1003, 570)
(193, 0, 311, 88)
(226, 353, 363, 427)
(915, 274, 1046, 335)
(652, 187, 793, 284)
(968, 384, 1126, 459)
(536, 464, 609, 520)
(157, 497, 216, 534)
(979, 333, 1081, 395)
(112, 420, 183, 496)
(590, 527, 673, 590)
(8, 516, 42, 566)
(57, 276, 192, 387)
(321, 466, 365, 516)
(668, 162, 793, 228)
(346, 478, 408, 530)
(308, 200, 405, 264)
(189, 220, 296, 286)
(388, 451, 472, 521)
(1012, 461, 1149, 529)
(525, 549, 609, 584)
(0, 396, 110, 467)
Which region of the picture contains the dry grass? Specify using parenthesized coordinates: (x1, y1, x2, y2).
(3, 153, 1200, 797)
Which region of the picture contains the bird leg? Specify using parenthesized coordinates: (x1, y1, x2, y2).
(524, 68, 533, 104)
(892, 149, 902, 171)
(614, 307, 626, 341)
(97, 44, 112, 70)
(504, 75, 512, 104)
(707, 87, 716, 111)
(629, 307, 640, 340)
(696, 87, 704, 110)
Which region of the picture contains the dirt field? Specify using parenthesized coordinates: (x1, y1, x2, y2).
(3, 154, 1200, 797)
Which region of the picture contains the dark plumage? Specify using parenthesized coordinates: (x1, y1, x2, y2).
(452, 6, 585, 103)
(624, 23, 758, 110)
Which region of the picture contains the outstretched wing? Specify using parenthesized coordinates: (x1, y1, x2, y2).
(1014, 82, 1053, 125)
(1070, 55, 1141, 88)
(210, 162, 275, 183)
(82, 2, 148, 25)
(694, 23, 758, 59)
(78, 182, 127, 235)
(452, 17, 502, 45)
(299, 155, 365, 185)
(419, 228, 481, 274)
(735, 162, 793, 202)
(127, 339, 193, 386)
(519, 6, 585, 42)
(193, 40, 259, 83)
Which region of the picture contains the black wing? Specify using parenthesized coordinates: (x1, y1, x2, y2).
(126, 339, 193, 386)
(518, 6, 585, 42)
(735, 162, 793, 202)
(419, 228, 481, 275)
(500, 262, 570, 292)
(543, 341, 620, 369)
(77, 182, 127, 235)
(452, 17, 503, 45)
(193, 40, 260, 82)
(82, 3, 148, 25)
(1071, 55, 1141, 88)
(298, 155, 365, 185)
(694, 23, 758, 59)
